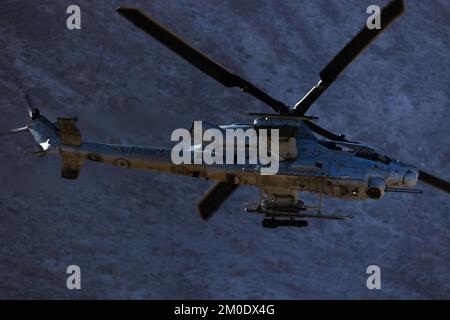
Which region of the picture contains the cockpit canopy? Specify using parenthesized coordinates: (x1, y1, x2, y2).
(319, 141, 392, 164)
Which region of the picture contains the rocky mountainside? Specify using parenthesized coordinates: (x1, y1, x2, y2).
(0, 0, 449, 299)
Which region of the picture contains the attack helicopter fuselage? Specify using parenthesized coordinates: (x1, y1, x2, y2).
(29, 113, 418, 203)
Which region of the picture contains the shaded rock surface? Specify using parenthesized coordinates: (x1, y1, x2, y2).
(0, 0, 449, 299)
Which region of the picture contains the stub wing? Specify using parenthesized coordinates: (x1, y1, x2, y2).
(245, 188, 353, 221)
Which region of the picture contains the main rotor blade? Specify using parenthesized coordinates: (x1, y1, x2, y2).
(197, 181, 239, 221)
(419, 170, 450, 194)
(117, 7, 290, 114)
(293, 0, 404, 115)
(303, 120, 351, 142)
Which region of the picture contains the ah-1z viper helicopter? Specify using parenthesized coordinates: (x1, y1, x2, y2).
(2, 0, 449, 228)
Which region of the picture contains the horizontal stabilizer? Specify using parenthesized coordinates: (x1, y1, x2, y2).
(25, 150, 46, 157)
(57, 118, 81, 146)
(57, 118, 83, 179)
(61, 152, 83, 180)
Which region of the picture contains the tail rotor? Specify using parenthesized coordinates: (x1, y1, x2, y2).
(0, 126, 29, 137)
(0, 94, 37, 136)
(24, 94, 40, 120)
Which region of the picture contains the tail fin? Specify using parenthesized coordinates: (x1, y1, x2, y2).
(27, 112, 61, 151)
(2, 101, 85, 180)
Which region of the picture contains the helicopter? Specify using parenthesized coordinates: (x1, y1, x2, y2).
(2, 0, 449, 228)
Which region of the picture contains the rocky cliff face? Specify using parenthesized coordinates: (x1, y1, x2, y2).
(0, 0, 449, 299)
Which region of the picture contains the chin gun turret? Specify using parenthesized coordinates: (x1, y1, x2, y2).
(367, 177, 387, 199)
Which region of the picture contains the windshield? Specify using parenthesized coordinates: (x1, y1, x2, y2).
(319, 141, 392, 164)
(354, 148, 391, 164)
